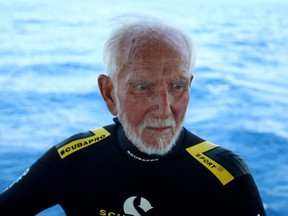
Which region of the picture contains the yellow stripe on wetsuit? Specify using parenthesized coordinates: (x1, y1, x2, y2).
(57, 128, 111, 159)
(186, 141, 234, 185)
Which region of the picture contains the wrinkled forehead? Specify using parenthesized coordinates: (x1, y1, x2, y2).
(115, 32, 191, 83)
(127, 33, 189, 60)
(133, 41, 183, 61)
(120, 57, 191, 84)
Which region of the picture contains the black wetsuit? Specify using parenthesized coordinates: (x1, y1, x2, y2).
(0, 119, 266, 216)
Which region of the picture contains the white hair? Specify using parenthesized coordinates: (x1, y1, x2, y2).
(103, 14, 196, 84)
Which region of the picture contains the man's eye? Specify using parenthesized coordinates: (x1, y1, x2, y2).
(171, 81, 185, 90)
(136, 82, 149, 90)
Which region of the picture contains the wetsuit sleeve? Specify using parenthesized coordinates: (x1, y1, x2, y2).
(0, 147, 63, 216)
(209, 148, 266, 215)
(184, 136, 266, 215)
(221, 174, 266, 215)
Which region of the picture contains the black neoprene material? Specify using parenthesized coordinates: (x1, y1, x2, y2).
(0, 120, 266, 216)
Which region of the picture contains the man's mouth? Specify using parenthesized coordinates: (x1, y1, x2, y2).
(145, 126, 172, 134)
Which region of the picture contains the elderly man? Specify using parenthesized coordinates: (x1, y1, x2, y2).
(0, 15, 266, 216)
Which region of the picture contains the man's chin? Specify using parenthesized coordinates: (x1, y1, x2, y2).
(137, 139, 175, 156)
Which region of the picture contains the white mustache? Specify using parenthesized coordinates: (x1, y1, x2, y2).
(139, 118, 176, 129)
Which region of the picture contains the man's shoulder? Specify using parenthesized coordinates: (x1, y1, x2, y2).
(39, 124, 116, 165)
(55, 125, 115, 159)
(183, 129, 250, 186)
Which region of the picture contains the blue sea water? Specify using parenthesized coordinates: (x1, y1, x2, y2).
(0, 0, 288, 215)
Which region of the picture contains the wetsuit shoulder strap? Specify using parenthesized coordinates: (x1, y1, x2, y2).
(184, 129, 250, 185)
(55, 124, 116, 159)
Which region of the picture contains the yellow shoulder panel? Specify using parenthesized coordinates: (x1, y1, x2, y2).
(57, 128, 111, 159)
(186, 141, 234, 186)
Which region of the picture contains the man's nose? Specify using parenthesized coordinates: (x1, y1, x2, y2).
(150, 89, 172, 118)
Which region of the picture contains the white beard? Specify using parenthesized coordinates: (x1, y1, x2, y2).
(119, 114, 182, 156)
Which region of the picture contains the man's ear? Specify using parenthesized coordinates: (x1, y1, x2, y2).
(98, 74, 118, 115)
(189, 74, 194, 86)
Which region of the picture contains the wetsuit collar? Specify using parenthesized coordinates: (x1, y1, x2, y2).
(115, 118, 185, 162)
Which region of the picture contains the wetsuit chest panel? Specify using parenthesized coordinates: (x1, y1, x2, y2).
(58, 152, 217, 215)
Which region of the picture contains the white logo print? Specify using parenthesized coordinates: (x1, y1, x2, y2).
(123, 196, 153, 216)
(4, 168, 30, 192)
